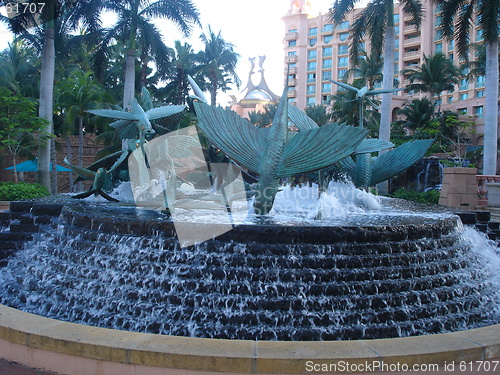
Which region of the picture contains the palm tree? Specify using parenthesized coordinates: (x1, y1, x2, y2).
(0, 40, 40, 97)
(434, 0, 499, 175)
(57, 69, 108, 190)
(305, 105, 332, 127)
(197, 26, 241, 106)
(401, 53, 460, 114)
(329, 0, 423, 143)
(1, 0, 105, 192)
(102, 0, 200, 110)
(346, 52, 383, 89)
(159, 41, 199, 105)
(398, 97, 434, 130)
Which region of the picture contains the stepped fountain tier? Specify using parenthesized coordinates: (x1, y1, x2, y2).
(0, 190, 498, 342)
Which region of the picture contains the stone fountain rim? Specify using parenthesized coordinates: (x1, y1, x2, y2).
(0, 304, 499, 374)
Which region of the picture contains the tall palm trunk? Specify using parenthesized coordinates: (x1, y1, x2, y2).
(379, 8, 395, 143)
(123, 48, 136, 110)
(210, 71, 217, 106)
(37, 24, 55, 193)
(377, 3, 396, 195)
(482, 40, 499, 176)
(66, 136, 74, 192)
(78, 115, 84, 191)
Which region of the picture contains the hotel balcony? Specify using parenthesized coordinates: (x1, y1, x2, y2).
(403, 24, 418, 33)
(285, 32, 298, 41)
(287, 90, 297, 98)
(285, 55, 298, 64)
(403, 50, 420, 59)
(288, 78, 297, 86)
(403, 36, 421, 47)
(284, 67, 298, 75)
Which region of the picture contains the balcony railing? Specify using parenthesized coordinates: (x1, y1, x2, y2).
(285, 32, 298, 41)
(285, 55, 297, 63)
(287, 90, 296, 98)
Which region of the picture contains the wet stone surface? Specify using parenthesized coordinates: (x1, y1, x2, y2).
(0, 200, 498, 341)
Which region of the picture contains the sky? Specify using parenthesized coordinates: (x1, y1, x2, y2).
(0, 0, 334, 105)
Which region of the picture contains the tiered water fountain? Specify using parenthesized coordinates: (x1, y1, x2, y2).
(0, 85, 499, 374)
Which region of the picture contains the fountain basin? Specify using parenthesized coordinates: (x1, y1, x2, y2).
(0, 198, 499, 373)
(0, 304, 499, 374)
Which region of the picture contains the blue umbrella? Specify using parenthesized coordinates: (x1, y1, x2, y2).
(4, 159, 72, 172)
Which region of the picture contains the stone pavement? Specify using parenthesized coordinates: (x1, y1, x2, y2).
(0, 359, 56, 375)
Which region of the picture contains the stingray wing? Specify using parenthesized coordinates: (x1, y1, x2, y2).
(354, 139, 394, 154)
(87, 109, 138, 121)
(146, 105, 186, 120)
(287, 104, 319, 131)
(109, 119, 133, 129)
(277, 123, 368, 177)
(370, 139, 434, 185)
(194, 101, 266, 174)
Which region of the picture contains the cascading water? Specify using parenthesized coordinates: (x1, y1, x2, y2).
(0, 183, 499, 341)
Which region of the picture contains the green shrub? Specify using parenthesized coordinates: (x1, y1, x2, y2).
(0, 181, 49, 201)
(389, 188, 440, 204)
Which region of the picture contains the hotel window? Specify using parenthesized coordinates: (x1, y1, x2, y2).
(448, 53, 454, 60)
(322, 70, 332, 81)
(436, 43, 442, 53)
(460, 78, 468, 90)
(337, 69, 348, 80)
(323, 46, 333, 57)
(309, 27, 318, 36)
(323, 24, 334, 33)
(322, 95, 330, 105)
(476, 90, 485, 98)
(308, 50, 317, 59)
(309, 38, 317, 47)
(322, 83, 332, 93)
(474, 106, 484, 119)
(476, 75, 485, 88)
(307, 73, 316, 83)
(460, 93, 469, 101)
(288, 51, 296, 56)
(394, 14, 400, 23)
(323, 35, 333, 43)
(288, 40, 296, 47)
(458, 108, 468, 115)
(394, 63, 399, 73)
(307, 85, 316, 95)
(338, 44, 348, 55)
(394, 25, 399, 35)
(448, 40, 454, 50)
(307, 61, 317, 71)
(394, 38, 399, 48)
(288, 28, 297, 33)
(435, 29, 443, 41)
(338, 56, 348, 68)
(307, 97, 316, 106)
(339, 32, 348, 41)
(323, 59, 332, 69)
(339, 21, 349, 29)
(448, 96, 453, 103)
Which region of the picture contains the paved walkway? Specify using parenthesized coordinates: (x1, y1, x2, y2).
(0, 359, 56, 375)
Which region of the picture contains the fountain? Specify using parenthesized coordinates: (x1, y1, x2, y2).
(0, 84, 499, 374)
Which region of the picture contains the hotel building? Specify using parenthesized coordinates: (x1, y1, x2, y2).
(282, 0, 499, 143)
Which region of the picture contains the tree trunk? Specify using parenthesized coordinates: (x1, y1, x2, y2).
(482, 40, 499, 176)
(50, 137, 57, 195)
(140, 49, 148, 89)
(210, 71, 217, 106)
(37, 24, 55, 192)
(123, 48, 136, 110)
(66, 136, 74, 192)
(13, 154, 18, 183)
(78, 115, 84, 192)
(379, 24, 395, 142)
